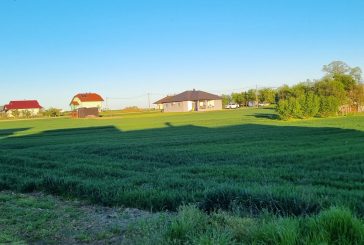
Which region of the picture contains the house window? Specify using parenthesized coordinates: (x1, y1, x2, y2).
(207, 100, 215, 108)
(178, 102, 181, 107)
(199, 100, 207, 109)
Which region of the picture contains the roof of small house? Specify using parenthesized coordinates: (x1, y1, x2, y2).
(4, 100, 43, 110)
(154, 90, 221, 104)
(70, 93, 104, 105)
(154, 96, 174, 104)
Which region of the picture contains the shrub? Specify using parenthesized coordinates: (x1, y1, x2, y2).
(276, 97, 302, 119)
(11, 109, 20, 118)
(165, 205, 208, 243)
(0, 112, 7, 119)
(42, 108, 62, 117)
(125, 206, 364, 245)
(251, 218, 299, 245)
(277, 100, 291, 120)
(23, 110, 32, 118)
(319, 95, 340, 117)
(302, 207, 364, 244)
(299, 92, 320, 118)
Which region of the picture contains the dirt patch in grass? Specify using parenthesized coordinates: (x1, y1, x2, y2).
(0, 191, 155, 244)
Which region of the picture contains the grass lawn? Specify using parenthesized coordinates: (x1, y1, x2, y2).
(0, 108, 364, 243)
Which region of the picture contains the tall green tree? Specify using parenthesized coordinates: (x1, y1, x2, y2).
(276, 61, 363, 119)
(333, 74, 357, 92)
(314, 78, 347, 105)
(298, 92, 320, 118)
(231, 92, 246, 106)
(246, 89, 257, 102)
(291, 81, 314, 97)
(258, 88, 276, 104)
(323, 61, 351, 76)
(318, 96, 340, 117)
(323, 60, 362, 82)
(352, 84, 364, 107)
(221, 94, 232, 107)
(277, 85, 293, 100)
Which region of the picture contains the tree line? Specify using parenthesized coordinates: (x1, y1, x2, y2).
(0, 108, 63, 119)
(222, 87, 276, 107)
(222, 61, 364, 119)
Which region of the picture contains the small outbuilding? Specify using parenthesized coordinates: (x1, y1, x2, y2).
(71, 107, 99, 118)
(154, 89, 222, 112)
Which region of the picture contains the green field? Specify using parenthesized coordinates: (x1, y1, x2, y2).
(1, 108, 364, 244)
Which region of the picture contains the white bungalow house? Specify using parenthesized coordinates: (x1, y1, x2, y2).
(4, 100, 43, 117)
(154, 89, 222, 112)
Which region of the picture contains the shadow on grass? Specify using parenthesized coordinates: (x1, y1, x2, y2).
(0, 128, 31, 138)
(0, 123, 363, 216)
(249, 113, 280, 120)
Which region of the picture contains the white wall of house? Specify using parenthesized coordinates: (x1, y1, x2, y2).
(6, 108, 40, 117)
(163, 101, 189, 112)
(163, 100, 222, 112)
(79, 101, 103, 109)
(197, 100, 222, 111)
(72, 97, 103, 111)
(155, 104, 164, 110)
(187, 101, 193, 111)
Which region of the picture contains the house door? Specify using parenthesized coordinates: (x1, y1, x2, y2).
(192, 101, 197, 111)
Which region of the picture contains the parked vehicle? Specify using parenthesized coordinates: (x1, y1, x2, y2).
(225, 103, 239, 109)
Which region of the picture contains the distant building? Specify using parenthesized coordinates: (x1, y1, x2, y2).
(339, 103, 364, 115)
(4, 100, 43, 117)
(154, 89, 222, 112)
(70, 93, 104, 112)
(72, 107, 100, 118)
(248, 101, 258, 107)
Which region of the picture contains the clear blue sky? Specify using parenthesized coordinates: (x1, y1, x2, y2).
(1, 0, 363, 109)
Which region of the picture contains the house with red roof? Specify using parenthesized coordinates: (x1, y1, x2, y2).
(4, 100, 43, 117)
(70, 93, 104, 112)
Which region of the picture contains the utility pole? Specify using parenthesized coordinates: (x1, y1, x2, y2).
(255, 84, 258, 107)
(147, 93, 151, 109)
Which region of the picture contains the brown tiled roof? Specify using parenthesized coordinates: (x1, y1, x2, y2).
(70, 93, 104, 105)
(154, 96, 174, 104)
(154, 90, 221, 104)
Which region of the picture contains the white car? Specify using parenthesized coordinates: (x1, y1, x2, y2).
(225, 103, 240, 109)
(258, 102, 270, 107)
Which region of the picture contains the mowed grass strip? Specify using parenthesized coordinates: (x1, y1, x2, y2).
(0, 109, 364, 214)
